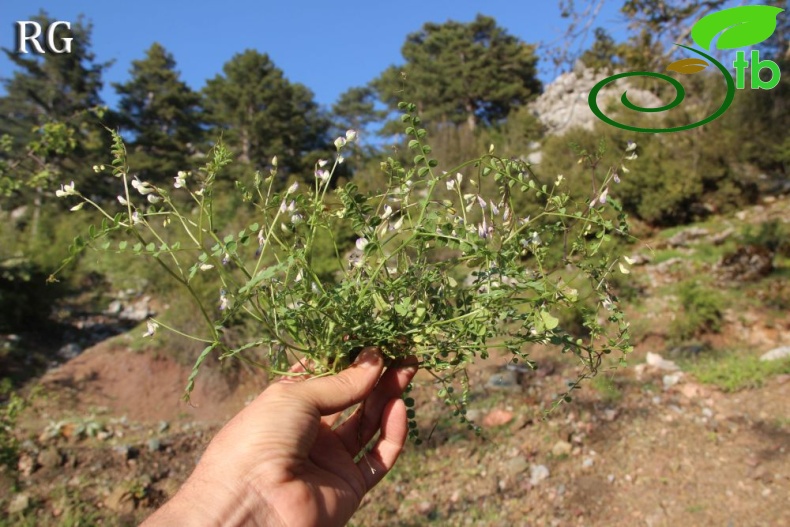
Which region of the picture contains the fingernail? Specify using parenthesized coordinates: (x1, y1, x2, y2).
(354, 347, 381, 368)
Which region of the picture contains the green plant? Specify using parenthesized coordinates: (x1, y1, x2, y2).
(686, 351, 790, 392)
(0, 385, 27, 472)
(51, 102, 636, 438)
(670, 279, 725, 341)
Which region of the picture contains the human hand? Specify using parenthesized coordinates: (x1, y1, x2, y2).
(143, 347, 418, 527)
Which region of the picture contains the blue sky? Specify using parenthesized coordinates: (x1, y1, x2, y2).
(0, 1, 632, 110)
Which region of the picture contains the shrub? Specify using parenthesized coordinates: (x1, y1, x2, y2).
(52, 106, 636, 437)
(670, 279, 725, 341)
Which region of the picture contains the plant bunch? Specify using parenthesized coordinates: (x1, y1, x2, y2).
(52, 102, 636, 438)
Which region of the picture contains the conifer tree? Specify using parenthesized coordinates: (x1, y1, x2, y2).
(114, 43, 203, 183)
(202, 50, 329, 179)
(372, 14, 542, 133)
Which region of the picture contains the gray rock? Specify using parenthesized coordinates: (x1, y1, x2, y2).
(646, 352, 680, 371)
(667, 227, 709, 247)
(759, 346, 790, 362)
(551, 440, 572, 457)
(485, 369, 519, 391)
(146, 438, 162, 452)
(7, 493, 30, 514)
(57, 343, 82, 360)
(528, 68, 663, 136)
(504, 456, 530, 476)
(37, 447, 62, 470)
(529, 464, 550, 486)
(663, 373, 684, 389)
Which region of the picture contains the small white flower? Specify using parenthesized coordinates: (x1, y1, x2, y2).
(219, 290, 230, 311)
(613, 172, 621, 184)
(174, 174, 186, 188)
(503, 206, 511, 222)
(624, 255, 635, 265)
(222, 253, 231, 265)
(345, 129, 357, 143)
(55, 181, 77, 198)
(555, 174, 564, 186)
(142, 320, 159, 338)
(315, 169, 330, 183)
(602, 296, 615, 311)
(131, 211, 142, 224)
(381, 205, 393, 220)
(294, 270, 304, 283)
(445, 179, 455, 191)
(625, 141, 637, 152)
(131, 176, 155, 195)
(599, 187, 609, 204)
(287, 200, 296, 212)
(390, 216, 404, 231)
(286, 182, 299, 195)
(257, 229, 265, 246)
(200, 263, 214, 271)
(195, 188, 205, 197)
(334, 136, 347, 150)
(621, 164, 630, 174)
(491, 202, 500, 216)
(337, 155, 345, 164)
(279, 199, 288, 213)
(318, 158, 328, 168)
(477, 195, 487, 209)
(147, 194, 163, 204)
(355, 238, 369, 251)
(625, 152, 638, 161)
(290, 213, 303, 225)
(117, 195, 128, 205)
(456, 173, 463, 185)
(70, 202, 85, 211)
(271, 155, 278, 167)
(92, 165, 100, 173)
(618, 262, 631, 274)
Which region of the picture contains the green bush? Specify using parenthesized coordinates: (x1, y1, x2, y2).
(670, 279, 725, 341)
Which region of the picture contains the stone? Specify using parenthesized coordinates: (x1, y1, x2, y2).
(37, 447, 63, 470)
(530, 464, 550, 486)
(485, 369, 519, 391)
(663, 372, 684, 389)
(667, 227, 709, 247)
(57, 343, 82, 360)
(760, 346, 790, 362)
(646, 352, 680, 371)
(551, 440, 573, 457)
(482, 409, 514, 428)
(146, 438, 162, 453)
(104, 486, 135, 514)
(7, 493, 30, 515)
(504, 456, 530, 476)
(528, 68, 663, 136)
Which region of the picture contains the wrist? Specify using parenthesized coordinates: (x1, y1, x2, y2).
(142, 470, 284, 527)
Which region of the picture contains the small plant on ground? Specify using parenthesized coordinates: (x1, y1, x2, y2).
(686, 351, 790, 392)
(670, 279, 725, 342)
(51, 102, 637, 438)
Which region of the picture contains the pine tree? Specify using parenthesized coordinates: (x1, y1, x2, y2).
(114, 43, 204, 183)
(372, 14, 542, 133)
(0, 11, 109, 232)
(202, 50, 329, 179)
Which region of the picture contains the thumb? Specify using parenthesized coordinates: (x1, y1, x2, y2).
(293, 347, 384, 415)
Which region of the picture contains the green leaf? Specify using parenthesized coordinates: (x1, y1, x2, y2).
(408, 139, 420, 150)
(691, 5, 784, 50)
(540, 310, 559, 330)
(146, 243, 155, 252)
(118, 241, 127, 250)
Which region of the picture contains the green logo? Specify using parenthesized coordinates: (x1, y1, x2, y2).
(589, 5, 785, 133)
